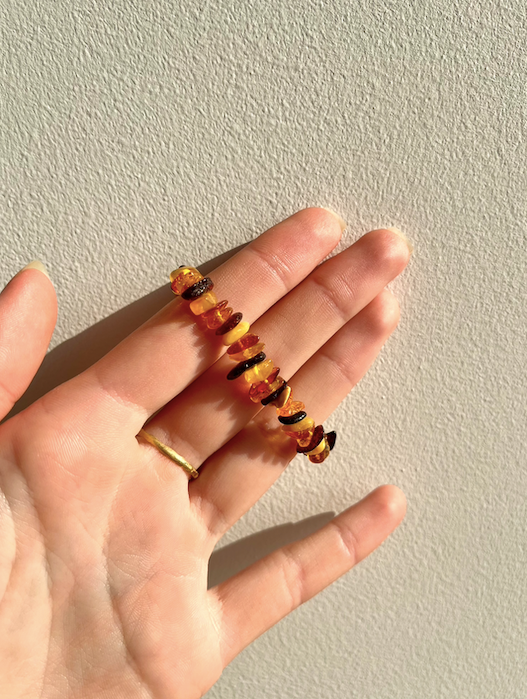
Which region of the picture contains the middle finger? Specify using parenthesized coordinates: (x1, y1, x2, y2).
(140, 223, 410, 475)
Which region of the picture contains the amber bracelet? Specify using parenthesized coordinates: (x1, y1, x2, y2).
(170, 266, 336, 464)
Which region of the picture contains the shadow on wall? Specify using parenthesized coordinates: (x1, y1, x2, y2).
(207, 511, 336, 589)
(1, 245, 245, 423)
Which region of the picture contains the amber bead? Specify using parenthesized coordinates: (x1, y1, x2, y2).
(306, 437, 327, 456)
(271, 384, 291, 409)
(227, 333, 260, 355)
(297, 429, 316, 448)
(170, 267, 203, 295)
(227, 352, 267, 380)
(224, 321, 251, 346)
(261, 375, 285, 400)
(261, 379, 288, 406)
(228, 342, 266, 362)
(189, 292, 218, 315)
(308, 438, 330, 463)
(278, 410, 307, 425)
(292, 428, 315, 444)
(181, 277, 214, 300)
(244, 358, 274, 383)
(326, 431, 337, 451)
(281, 416, 314, 433)
(277, 400, 305, 417)
(247, 367, 281, 402)
(201, 300, 232, 330)
(216, 312, 243, 336)
(296, 425, 325, 453)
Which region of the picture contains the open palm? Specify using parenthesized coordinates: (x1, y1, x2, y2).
(0, 208, 411, 699)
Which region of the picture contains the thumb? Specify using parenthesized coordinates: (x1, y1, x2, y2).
(0, 261, 58, 422)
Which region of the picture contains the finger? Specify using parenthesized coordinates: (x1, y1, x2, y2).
(146, 228, 409, 478)
(192, 288, 400, 540)
(0, 263, 57, 422)
(68, 208, 343, 428)
(212, 484, 407, 666)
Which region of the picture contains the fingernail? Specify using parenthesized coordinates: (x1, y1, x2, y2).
(320, 207, 347, 232)
(386, 227, 413, 255)
(19, 260, 51, 280)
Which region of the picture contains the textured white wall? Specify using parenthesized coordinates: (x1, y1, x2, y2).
(1, 0, 526, 696)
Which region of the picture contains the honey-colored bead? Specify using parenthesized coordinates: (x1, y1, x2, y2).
(244, 358, 274, 383)
(277, 400, 305, 417)
(308, 439, 330, 463)
(228, 342, 265, 362)
(248, 368, 281, 402)
(223, 321, 251, 346)
(272, 385, 291, 409)
(264, 375, 285, 395)
(227, 333, 260, 355)
(189, 291, 218, 315)
(306, 437, 327, 456)
(296, 426, 315, 446)
(170, 267, 203, 295)
(201, 300, 232, 329)
(292, 427, 315, 444)
(281, 416, 314, 433)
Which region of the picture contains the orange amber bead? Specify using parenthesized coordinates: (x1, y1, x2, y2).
(227, 333, 260, 355)
(271, 384, 291, 409)
(201, 300, 233, 329)
(170, 267, 203, 295)
(281, 416, 315, 433)
(296, 427, 316, 446)
(248, 367, 282, 402)
(261, 376, 286, 401)
(308, 438, 330, 463)
(228, 342, 265, 362)
(287, 428, 315, 443)
(277, 400, 305, 417)
(189, 292, 218, 315)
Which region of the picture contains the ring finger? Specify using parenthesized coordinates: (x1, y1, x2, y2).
(142, 227, 411, 482)
(191, 287, 402, 542)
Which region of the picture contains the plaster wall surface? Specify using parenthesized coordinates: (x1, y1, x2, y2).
(1, 1, 526, 697)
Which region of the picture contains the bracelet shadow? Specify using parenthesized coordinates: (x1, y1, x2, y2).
(207, 511, 336, 589)
(1, 245, 246, 423)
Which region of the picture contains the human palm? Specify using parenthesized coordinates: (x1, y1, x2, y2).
(0, 208, 411, 699)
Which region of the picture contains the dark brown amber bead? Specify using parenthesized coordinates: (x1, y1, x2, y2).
(261, 380, 288, 406)
(296, 425, 325, 454)
(216, 312, 243, 336)
(226, 352, 267, 380)
(181, 277, 214, 300)
(227, 333, 260, 355)
(278, 411, 307, 425)
(326, 431, 337, 451)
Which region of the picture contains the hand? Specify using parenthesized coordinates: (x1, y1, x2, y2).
(0, 208, 411, 699)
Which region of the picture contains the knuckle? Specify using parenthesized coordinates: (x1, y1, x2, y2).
(363, 228, 411, 273)
(366, 289, 400, 336)
(278, 547, 306, 612)
(310, 270, 355, 324)
(330, 519, 359, 568)
(247, 243, 294, 297)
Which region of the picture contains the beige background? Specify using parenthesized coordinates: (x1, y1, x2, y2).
(1, 1, 526, 696)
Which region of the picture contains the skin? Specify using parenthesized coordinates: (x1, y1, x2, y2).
(0, 208, 411, 699)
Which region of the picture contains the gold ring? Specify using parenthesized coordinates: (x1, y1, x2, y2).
(137, 428, 199, 479)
